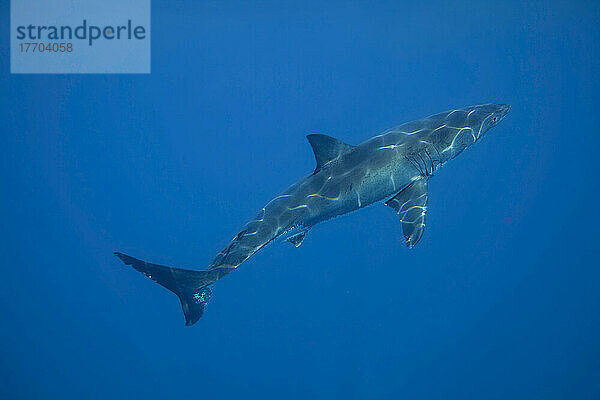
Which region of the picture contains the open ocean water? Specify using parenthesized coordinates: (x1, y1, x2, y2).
(1, 1, 600, 398)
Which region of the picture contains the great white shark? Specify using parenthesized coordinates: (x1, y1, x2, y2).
(116, 103, 511, 325)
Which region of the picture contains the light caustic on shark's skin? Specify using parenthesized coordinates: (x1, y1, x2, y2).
(115, 103, 511, 325)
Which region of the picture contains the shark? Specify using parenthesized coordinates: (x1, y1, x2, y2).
(115, 103, 511, 325)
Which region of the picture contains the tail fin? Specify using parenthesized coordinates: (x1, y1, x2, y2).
(114, 252, 218, 326)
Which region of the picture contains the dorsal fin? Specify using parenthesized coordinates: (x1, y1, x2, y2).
(306, 134, 354, 173)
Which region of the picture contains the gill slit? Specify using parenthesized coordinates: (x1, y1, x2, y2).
(417, 153, 429, 177)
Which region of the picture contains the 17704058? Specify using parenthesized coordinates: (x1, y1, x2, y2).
(19, 42, 72, 53)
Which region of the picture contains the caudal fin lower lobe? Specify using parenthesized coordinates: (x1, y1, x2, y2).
(114, 252, 220, 325)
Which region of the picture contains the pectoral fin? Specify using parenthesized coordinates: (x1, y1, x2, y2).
(386, 179, 428, 249)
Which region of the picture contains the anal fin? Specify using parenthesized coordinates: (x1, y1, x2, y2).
(386, 178, 428, 249)
(287, 231, 307, 247)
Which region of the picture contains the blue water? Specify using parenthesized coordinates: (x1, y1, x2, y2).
(2, 1, 600, 398)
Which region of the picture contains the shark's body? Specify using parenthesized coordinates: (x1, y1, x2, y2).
(116, 103, 510, 325)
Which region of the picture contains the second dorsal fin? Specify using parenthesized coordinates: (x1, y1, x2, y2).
(306, 134, 354, 173)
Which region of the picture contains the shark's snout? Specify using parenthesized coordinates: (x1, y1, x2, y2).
(485, 103, 511, 129)
(497, 103, 511, 119)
